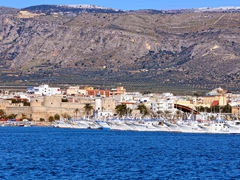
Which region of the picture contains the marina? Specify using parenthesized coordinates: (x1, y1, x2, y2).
(48, 114, 240, 134)
(2, 114, 240, 134)
(2, 111, 240, 134)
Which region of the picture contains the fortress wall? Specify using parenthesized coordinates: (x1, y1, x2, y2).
(30, 97, 44, 107)
(6, 106, 32, 119)
(102, 98, 115, 110)
(43, 96, 62, 107)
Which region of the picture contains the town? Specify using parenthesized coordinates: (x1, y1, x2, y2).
(0, 84, 239, 133)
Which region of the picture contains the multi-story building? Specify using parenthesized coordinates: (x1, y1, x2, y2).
(198, 87, 228, 107)
(110, 86, 126, 96)
(151, 99, 175, 113)
(27, 84, 61, 97)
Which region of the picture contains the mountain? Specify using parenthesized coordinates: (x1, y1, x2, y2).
(0, 5, 240, 93)
(0, 6, 19, 14)
(22, 4, 124, 14)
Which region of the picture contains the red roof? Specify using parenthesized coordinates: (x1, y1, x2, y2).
(211, 100, 219, 107)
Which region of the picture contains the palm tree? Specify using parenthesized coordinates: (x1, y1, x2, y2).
(61, 113, 71, 120)
(8, 114, 17, 119)
(21, 113, 27, 120)
(137, 104, 149, 116)
(126, 107, 132, 116)
(164, 110, 172, 119)
(0, 109, 6, 119)
(84, 104, 94, 117)
(115, 104, 127, 117)
(74, 109, 79, 119)
(156, 110, 164, 119)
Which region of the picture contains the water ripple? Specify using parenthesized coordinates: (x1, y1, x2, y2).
(0, 127, 240, 179)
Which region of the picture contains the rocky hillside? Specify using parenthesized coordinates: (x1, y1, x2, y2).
(0, 5, 240, 93)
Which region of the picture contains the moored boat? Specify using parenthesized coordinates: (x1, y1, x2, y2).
(177, 120, 204, 133)
(164, 121, 182, 132)
(225, 120, 240, 134)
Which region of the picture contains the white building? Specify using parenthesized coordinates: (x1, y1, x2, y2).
(94, 95, 113, 119)
(114, 94, 136, 104)
(66, 86, 87, 96)
(151, 99, 175, 113)
(150, 93, 176, 113)
(27, 84, 61, 96)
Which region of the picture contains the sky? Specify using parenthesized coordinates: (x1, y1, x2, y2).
(1, 0, 240, 10)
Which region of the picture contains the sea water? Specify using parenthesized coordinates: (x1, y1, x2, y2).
(0, 127, 239, 180)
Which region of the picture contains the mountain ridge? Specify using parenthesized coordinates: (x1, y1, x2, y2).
(0, 5, 240, 93)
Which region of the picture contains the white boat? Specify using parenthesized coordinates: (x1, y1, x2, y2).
(87, 121, 101, 129)
(151, 122, 170, 132)
(177, 120, 204, 133)
(164, 121, 182, 132)
(107, 120, 132, 131)
(198, 119, 229, 134)
(96, 120, 111, 130)
(139, 121, 169, 132)
(124, 121, 139, 131)
(115, 121, 133, 131)
(53, 120, 72, 128)
(225, 120, 240, 134)
(130, 122, 147, 131)
(71, 121, 90, 129)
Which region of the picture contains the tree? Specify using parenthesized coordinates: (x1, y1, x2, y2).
(40, 118, 45, 122)
(137, 104, 149, 116)
(48, 116, 54, 122)
(222, 104, 232, 113)
(126, 107, 132, 116)
(74, 109, 79, 118)
(0, 109, 6, 119)
(54, 113, 60, 120)
(156, 110, 163, 115)
(61, 113, 71, 120)
(8, 114, 17, 119)
(84, 104, 94, 116)
(164, 110, 172, 118)
(21, 113, 27, 120)
(197, 106, 205, 112)
(115, 104, 127, 116)
(23, 102, 30, 106)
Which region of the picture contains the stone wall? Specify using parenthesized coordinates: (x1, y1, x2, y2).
(1, 95, 116, 121)
(6, 106, 32, 119)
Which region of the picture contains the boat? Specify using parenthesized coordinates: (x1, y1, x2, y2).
(96, 120, 111, 130)
(71, 121, 90, 129)
(151, 121, 170, 132)
(177, 120, 204, 133)
(176, 113, 204, 133)
(164, 121, 182, 132)
(87, 121, 101, 129)
(53, 120, 72, 128)
(225, 120, 240, 134)
(114, 120, 133, 131)
(197, 115, 229, 134)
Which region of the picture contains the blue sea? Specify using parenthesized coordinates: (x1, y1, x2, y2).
(0, 127, 240, 180)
